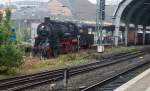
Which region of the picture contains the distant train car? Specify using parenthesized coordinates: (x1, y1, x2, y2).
(128, 31, 135, 45)
(145, 34, 150, 45)
(127, 31, 150, 45)
(79, 24, 94, 48)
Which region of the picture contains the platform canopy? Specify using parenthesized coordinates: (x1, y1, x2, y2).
(113, 0, 150, 46)
(114, 0, 150, 25)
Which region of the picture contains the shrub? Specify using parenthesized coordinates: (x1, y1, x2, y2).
(0, 44, 24, 74)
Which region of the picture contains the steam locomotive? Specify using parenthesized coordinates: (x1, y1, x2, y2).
(33, 17, 94, 58)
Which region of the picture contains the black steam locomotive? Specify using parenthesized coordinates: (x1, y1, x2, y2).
(33, 17, 94, 58)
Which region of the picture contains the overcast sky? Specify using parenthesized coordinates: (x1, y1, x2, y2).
(0, 0, 123, 5)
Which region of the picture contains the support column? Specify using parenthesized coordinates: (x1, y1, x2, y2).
(134, 25, 138, 45)
(125, 24, 129, 46)
(143, 26, 146, 45)
(114, 15, 121, 47)
(114, 26, 119, 47)
(122, 30, 125, 44)
(112, 30, 114, 37)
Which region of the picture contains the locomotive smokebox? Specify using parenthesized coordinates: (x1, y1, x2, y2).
(44, 17, 50, 23)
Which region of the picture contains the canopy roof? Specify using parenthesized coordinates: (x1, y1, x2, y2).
(114, 0, 150, 26)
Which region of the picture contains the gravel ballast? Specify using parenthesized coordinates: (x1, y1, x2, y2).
(24, 54, 150, 91)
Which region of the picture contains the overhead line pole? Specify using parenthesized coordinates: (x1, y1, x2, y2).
(96, 0, 105, 52)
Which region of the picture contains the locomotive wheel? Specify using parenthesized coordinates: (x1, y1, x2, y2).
(32, 48, 37, 57)
(41, 49, 47, 59)
(72, 45, 78, 52)
(52, 49, 59, 57)
(46, 48, 52, 58)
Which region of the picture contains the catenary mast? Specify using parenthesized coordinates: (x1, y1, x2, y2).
(96, 0, 105, 52)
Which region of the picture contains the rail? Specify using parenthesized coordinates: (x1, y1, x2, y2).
(0, 49, 146, 90)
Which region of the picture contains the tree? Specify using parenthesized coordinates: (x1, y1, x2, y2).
(0, 11, 2, 22)
(0, 8, 24, 74)
(0, 8, 12, 44)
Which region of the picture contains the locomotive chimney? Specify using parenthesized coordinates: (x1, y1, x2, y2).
(44, 17, 50, 23)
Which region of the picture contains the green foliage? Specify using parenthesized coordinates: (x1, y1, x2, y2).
(15, 29, 23, 43)
(0, 8, 12, 44)
(57, 52, 89, 66)
(0, 12, 2, 23)
(0, 45, 23, 67)
(0, 8, 24, 74)
(0, 45, 24, 74)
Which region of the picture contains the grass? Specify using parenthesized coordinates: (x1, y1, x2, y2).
(16, 50, 92, 75)
(16, 46, 137, 75)
(0, 46, 138, 78)
(104, 46, 137, 53)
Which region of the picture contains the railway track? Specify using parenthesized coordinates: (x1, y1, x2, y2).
(81, 57, 150, 91)
(0, 49, 146, 91)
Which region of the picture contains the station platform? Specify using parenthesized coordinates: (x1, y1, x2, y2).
(114, 68, 150, 91)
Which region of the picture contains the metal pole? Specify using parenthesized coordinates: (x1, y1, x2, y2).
(77, 35, 80, 52)
(63, 68, 68, 88)
(96, 0, 105, 52)
(125, 24, 129, 46)
(134, 25, 138, 45)
(143, 26, 146, 45)
(96, 0, 101, 45)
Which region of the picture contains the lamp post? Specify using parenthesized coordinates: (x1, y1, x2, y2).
(96, 0, 105, 53)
